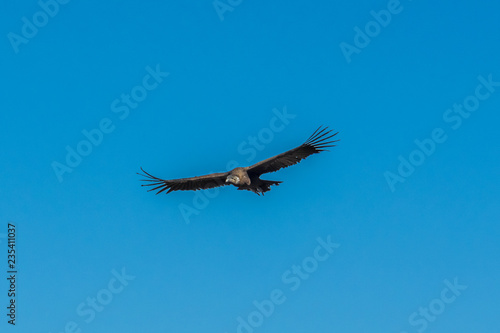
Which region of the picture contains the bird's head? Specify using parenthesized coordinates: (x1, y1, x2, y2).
(226, 175, 240, 185)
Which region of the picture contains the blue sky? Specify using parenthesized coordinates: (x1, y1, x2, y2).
(1, 0, 499, 332)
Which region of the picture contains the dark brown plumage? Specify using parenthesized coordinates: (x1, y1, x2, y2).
(138, 126, 339, 195)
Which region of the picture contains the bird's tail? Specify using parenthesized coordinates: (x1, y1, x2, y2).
(237, 179, 282, 195)
(256, 180, 282, 196)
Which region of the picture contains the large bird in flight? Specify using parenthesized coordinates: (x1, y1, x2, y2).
(138, 126, 339, 195)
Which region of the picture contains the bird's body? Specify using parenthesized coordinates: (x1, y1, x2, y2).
(139, 126, 338, 195)
(225, 167, 282, 195)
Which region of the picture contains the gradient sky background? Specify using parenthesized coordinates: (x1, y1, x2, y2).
(1, 0, 500, 332)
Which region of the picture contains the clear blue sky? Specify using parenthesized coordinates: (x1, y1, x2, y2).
(1, 0, 499, 332)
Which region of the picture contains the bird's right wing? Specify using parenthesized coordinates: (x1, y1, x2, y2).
(245, 126, 339, 176)
(138, 168, 230, 194)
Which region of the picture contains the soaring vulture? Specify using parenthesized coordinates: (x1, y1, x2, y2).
(138, 126, 339, 195)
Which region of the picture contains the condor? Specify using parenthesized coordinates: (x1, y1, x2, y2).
(138, 126, 339, 195)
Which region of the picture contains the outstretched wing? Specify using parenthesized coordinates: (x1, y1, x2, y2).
(138, 168, 230, 194)
(245, 126, 339, 176)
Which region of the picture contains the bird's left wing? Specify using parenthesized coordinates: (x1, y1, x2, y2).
(245, 126, 339, 176)
(138, 168, 230, 194)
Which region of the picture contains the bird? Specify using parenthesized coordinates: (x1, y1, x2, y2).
(138, 126, 339, 195)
